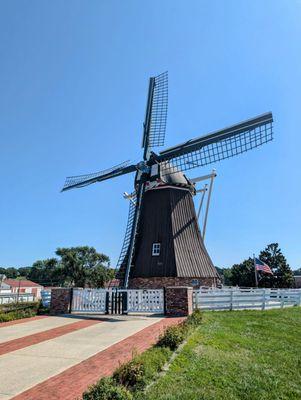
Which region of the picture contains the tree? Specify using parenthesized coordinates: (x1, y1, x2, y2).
(17, 267, 31, 278)
(0, 267, 19, 278)
(56, 246, 110, 287)
(229, 258, 256, 287)
(28, 258, 63, 286)
(293, 268, 301, 276)
(215, 267, 233, 286)
(87, 265, 115, 288)
(259, 243, 294, 288)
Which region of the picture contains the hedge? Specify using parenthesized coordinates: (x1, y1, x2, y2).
(0, 301, 43, 323)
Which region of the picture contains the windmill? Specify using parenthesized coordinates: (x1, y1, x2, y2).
(62, 72, 273, 289)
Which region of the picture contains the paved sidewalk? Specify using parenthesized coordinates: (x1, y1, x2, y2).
(0, 316, 84, 343)
(0, 314, 170, 400)
(0, 319, 101, 356)
(13, 316, 184, 400)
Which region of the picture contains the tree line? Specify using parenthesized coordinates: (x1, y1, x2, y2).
(216, 243, 296, 288)
(0, 246, 115, 288)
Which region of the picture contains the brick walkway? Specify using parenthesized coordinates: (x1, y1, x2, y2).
(11, 317, 184, 400)
(0, 319, 101, 356)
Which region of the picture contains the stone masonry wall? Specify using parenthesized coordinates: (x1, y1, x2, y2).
(129, 276, 218, 289)
(50, 288, 72, 315)
(165, 286, 193, 317)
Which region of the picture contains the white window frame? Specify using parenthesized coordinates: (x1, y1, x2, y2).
(152, 242, 161, 256)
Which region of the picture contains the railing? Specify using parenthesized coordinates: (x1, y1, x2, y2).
(193, 288, 301, 311)
(0, 293, 35, 305)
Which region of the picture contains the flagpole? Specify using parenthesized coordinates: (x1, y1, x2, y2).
(253, 253, 258, 288)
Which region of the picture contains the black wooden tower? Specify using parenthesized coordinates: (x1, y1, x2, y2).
(62, 72, 273, 288)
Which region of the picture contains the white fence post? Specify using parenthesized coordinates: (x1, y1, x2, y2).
(280, 291, 284, 308)
(230, 289, 233, 311)
(261, 289, 266, 310)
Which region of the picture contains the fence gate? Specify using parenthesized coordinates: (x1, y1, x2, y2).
(106, 290, 128, 314)
(72, 289, 107, 313)
(71, 288, 164, 314)
(126, 289, 164, 313)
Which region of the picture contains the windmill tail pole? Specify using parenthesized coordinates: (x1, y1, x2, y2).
(197, 185, 207, 220)
(253, 253, 258, 288)
(202, 170, 216, 241)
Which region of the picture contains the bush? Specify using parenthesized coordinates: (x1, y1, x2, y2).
(113, 359, 146, 390)
(0, 302, 40, 323)
(156, 324, 186, 351)
(82, 378, 132, 400)
(186, 309, 203, 327)
(37, 302, 50, 315)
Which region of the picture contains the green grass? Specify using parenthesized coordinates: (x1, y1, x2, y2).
(140, 308, 301, 400)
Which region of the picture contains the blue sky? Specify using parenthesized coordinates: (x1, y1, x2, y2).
(0, 1, 300, 270)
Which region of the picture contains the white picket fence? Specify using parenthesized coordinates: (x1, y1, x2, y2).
(0, 293, 35, 305)
(193, 288, 301, 311)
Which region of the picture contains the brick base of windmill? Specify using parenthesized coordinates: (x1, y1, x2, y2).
(128, 276, 218, 289)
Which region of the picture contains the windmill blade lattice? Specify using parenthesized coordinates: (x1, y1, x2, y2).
(158, 113, 273, 175)
(142, 72, 168, 152)
(62, 161, 136, 191)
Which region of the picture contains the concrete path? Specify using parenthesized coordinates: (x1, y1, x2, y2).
(0, 314, 171, 400)
(0, 316, 85, 343)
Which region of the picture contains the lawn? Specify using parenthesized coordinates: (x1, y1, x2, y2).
(140, 308, 301, 400)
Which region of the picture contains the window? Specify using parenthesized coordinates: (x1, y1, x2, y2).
(152, 242, 161, 256)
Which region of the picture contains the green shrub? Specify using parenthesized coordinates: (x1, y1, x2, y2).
(37, 302, 50, 315)
(156, 324, 186, 351)
(113, 359, 146, 390)
(0, 302, 40, 323)
(186, 309, 203, 327)
(82, 377, 132, 400)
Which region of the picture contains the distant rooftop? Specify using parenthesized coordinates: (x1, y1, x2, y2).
(4, 279, 43, 288)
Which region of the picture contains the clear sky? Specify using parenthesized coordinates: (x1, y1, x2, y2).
(0, 1, 300, 270)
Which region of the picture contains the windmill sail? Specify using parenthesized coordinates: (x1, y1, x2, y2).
(142, 72, 168, 157)
(158, 112, 273, 175)
(62, 161, 136, 191)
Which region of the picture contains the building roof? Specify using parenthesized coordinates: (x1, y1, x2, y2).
(4, 279, 43, 288)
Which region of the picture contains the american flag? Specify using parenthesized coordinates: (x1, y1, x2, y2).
(255, 258, 273, 275)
